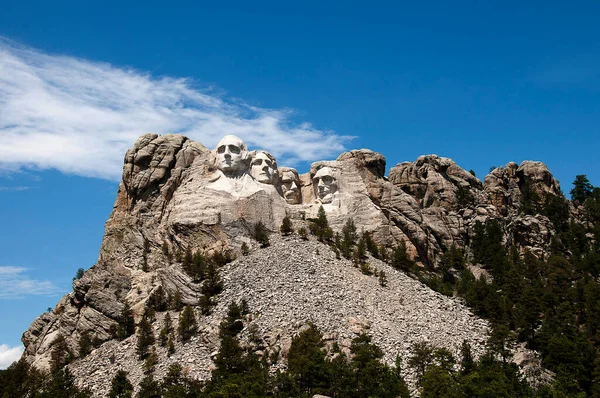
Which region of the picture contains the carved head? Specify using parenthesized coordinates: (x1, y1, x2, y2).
(313, 166, 338, 203)
(250, 150, 278, 184)
(279, 167, 301, 204)
(215, 135, 248, 175)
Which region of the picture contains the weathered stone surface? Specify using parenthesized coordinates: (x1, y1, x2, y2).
(21, 134, 578, 395)
(66, 236, 489, 396)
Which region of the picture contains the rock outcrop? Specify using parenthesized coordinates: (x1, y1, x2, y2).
(21, 134, 575, 394)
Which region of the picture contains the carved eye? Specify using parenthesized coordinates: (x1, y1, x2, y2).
(322, 176, 333, 184)
(217, 145, 226, 154)
(251, 159, 262, 166)
(228, 145, 241, 154)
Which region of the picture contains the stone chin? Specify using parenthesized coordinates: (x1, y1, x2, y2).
(255, 173, 273, 184)
(284, 193, 301, 205)
(317, 193, 335, 204)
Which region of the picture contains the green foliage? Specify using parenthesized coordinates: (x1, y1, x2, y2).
(280, 216, 294, 236)
(72, 267, 84, 282)
(199, 261, 223, 315)
(137, 374, 161, 398)
(542, 194, 570, 232)
(109, 370, 133, 398)
(148, 285, 168, 312)
(391, 241, 415, 272)
(118, 302, 136, 340)
(439, 244, 465, 284)
(298, 227, 308, 240)
(78, 332, 92, 358)
(353, 236, 367, 265)
(456, 185, 476, 208)
(340, 218, 357, 258)
(41, 368, 91, 398)
(571, 174, 594, 204)
(178, 305, 198, 342)
(159, 313, 172, 347)
(241, 241, 250, 256)
(520, 179, 541, 215)
(287, 323, 328, 393)
(182, 249, 207, 283)
(309, 206, 333, 242)
(359, 262, 372, 275)
(136, 314, 155, 360)
(253, 221, 270, 247)
(379, 270, 388, 287)
(408, 341, 435, 384)
(170, 290, 183, 311)
(349, 333, 409, 398)
(50, 334, 70, 372)
(365, 234, 379, 259)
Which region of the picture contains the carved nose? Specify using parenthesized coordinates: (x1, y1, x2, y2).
(290, 181, 298, 190)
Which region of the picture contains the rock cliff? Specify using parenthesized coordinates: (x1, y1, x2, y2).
(21, 134, 575, 394)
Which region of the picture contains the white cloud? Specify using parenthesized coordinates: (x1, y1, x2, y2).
(0, 38, 353, 181)
(0, 186, 29, 191)
(0, 266, 63, 299)
(0, 344, 23, 369)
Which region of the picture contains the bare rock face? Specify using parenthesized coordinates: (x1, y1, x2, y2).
(389, 155, 482, 211)
(66, 236, 490, 396)
(21, 134, 573, 393)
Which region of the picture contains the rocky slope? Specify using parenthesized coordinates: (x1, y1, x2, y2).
(68, 235, 489, 396)
(21, 134, 575, 394)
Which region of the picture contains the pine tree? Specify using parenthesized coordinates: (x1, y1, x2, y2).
(118, 302, 135, 340)
(408, 341, 435, 385)
(253, 221, 270, 247)
(287, 323, 327, 392)
(298, 227, 308, 240)
(136, 315, 155, 360)
(178, 305, 197, 342)
(460, 340, 475, 375)
(309, 206, 333, 242)
(108, 370, 133, 398)
(350, 332, 409, 398)
(43, 368, 91, 398)
(341, 218, 357, 258)
(167, 333, 175, 356)
(241, 241, 250, 256)
(280, 216, 294, 236)
(379, 270, 388, 287)
(159, 313, 172, 347)
(392, 241, 415, 272)
(170, 290, 183, 311)
(571, 174, 594, 204)
(137, 374, 161, 398)
(78, 332, 92, 358)
(50, 334, 70, 372)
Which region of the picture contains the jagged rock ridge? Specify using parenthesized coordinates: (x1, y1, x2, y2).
(21, 134, 573, 394)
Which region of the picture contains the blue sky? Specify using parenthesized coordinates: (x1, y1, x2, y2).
(0, 1, 599, 367)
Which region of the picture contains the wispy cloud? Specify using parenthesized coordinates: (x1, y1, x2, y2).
(0, 186, 29, 192)
(0, 344, 23, 369)
(0, 266, 63, 299)
(0, 38, 353, 181)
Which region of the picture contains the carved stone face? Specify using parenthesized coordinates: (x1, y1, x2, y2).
(280, 168, 301, 204)
(215, 135, 248, 175)
(313, 166, 338, 203)
(250, 151, 277, 184)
